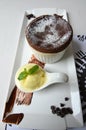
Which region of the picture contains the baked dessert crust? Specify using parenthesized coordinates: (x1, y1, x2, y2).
(25, 14, 73, 53)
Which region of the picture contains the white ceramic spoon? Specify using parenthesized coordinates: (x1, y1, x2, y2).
(15, 71, 68, 93)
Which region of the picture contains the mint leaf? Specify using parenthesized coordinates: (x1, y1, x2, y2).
(28, 65, 39, 74)
(18, 68, 28, 80)
(18, 65, 39, 80)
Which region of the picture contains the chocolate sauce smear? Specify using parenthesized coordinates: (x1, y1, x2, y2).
(2, 86, 24, 125)
(3, 86, 17, 118)
(16, 89, 33, 105)
(2, 55, 45, 125)
(3, 113, 24, 125)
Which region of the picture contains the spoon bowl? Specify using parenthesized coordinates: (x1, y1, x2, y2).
(15, 71, 68, 93)
(32, 72, 68, 92)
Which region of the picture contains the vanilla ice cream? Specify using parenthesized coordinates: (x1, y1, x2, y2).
(15, 63, 46, 92)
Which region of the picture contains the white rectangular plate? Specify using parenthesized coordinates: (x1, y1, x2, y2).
(2, 8, 83, 130)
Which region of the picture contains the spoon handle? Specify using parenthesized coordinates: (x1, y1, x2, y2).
(47, 72, 68, 84)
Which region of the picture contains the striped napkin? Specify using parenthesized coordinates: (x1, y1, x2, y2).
(72, 35, 86, 124)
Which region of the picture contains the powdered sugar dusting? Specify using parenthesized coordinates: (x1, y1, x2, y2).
(27, 15, 72, 50)
(30, 15, 56, 32)
(57, 31, 72, 45)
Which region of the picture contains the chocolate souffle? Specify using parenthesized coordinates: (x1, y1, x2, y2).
(25, 14, 73, 63)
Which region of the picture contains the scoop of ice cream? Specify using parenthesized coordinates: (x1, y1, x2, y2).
(15, 63, 46, 92)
